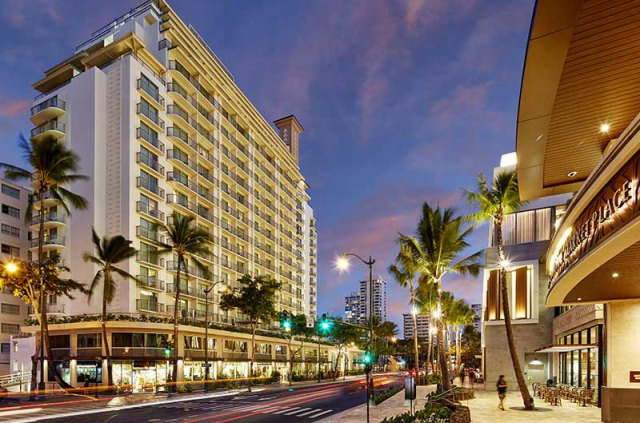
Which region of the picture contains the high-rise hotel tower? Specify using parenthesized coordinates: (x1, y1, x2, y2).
(29, 1, 317, 326)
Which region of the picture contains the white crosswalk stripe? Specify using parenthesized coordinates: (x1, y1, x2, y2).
(273, 406, 300, 414)
(308, 409, 333, 419)
(285, 407, 312, 415)
(296, 408, 324, 417)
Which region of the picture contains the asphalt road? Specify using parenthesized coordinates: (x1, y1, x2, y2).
(46, 375, 403, 423)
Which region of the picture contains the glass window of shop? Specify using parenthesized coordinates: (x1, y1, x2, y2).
(224, 340, 247, 352)
(558, 325, 600, 403)
(78, 333, 102, 348)
(112, 360, 169, 393)
(77, 361, 102, 383)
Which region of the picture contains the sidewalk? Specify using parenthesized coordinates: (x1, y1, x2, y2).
(318, 385, 436, 423)
(464, 388, 601, 423)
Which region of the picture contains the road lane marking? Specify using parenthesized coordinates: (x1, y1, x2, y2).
(296, 409, 323, 417)
(257, 396, 276, 401)
(308, 409, 333, 419)
(273, 406, 300, 414)
(285, 407, 312, 415)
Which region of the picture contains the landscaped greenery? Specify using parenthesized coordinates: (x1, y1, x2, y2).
(380, 404, 452, 423)
(373, 386, 404, 405)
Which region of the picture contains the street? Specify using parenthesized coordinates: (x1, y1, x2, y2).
(5, 375, 403, 423)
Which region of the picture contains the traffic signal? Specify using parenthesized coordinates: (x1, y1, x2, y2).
(320, 321, 330, 330)
(363, 352, 372, 364)
(319, 313, 332, 332)
(164, 347, 172, 357)
(281, 312, 292, 330)
(283, 320, 292, 330)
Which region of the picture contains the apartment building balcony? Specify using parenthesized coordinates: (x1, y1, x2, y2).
(166, 82, 197, 114)
(168, 60, 198, 92)
(167, 104, 196, 133)
(167, 126, 198, 152)
(136, 201, 165, 223)
(136, 275, 164, 292)
(166, 305, 201, 320)
(136, 127, 165, 155)
(136, 103, 164, 132)
(197, 149, 219, 169)
(28, 303, 65, 317)
(166, 283, 198, 299)
(136, 225, 164, 244)
(136, 251, 164, 268)
(29, 236, 65, 252)
(31, 191, 59, 211)
(136, 152, 165, 178)
(30, 212, 65, 230)
(30, 97, 65, 126)
(166, 193, 197, 216)
(136, 177, 165, 200)
(167, 149, 197, 175)
(136, 299, 165, 314)
(31, 120, 65, 142)
(137, 78, 165, 110)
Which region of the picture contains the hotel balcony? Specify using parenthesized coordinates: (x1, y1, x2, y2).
(32, 191, 58, 210)
(31, 120, 65, 142)
(135, 299, 165, 314)
(29, 236, 65, 252)
(136, 176, 165, 200)
(166, 82, 197, 114)
(136, 152, 165, 178)
(167, 149, 198, 174)
(28, 303, 66, 317)
(166, 193, 197, 215)
(166, 283, 199, 299)
(30, 212, 65, 230)
(30, 97, 65, 126)
(136, 127, 165, 155)
(136, 275, 165, 292)
(136, 225, 164, 244)
(167, 126, 198, 153)
(136, 201, 165, 223)
(136, 78, 165, 110)
(136, 251, 164, 268)
(136, 103, 164, 132)
(167, 104, 195, 133)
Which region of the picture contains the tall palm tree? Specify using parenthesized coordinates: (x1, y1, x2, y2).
(448, 299, 474, 374)
(464, 170, 534, 409)
(400, 203, 482, 393)
(0, 135, 88, 392)
(388, 245, 420, 376)
(160, 212, 213, 389)
(83, 229, 137, 388)
(416, 282, 438, 376)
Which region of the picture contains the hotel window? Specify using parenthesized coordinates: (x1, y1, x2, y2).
(1, 323, 19, 334)
(77, 333, 102, 348)
(1, 224, 20, 238)
(139, 122, 159, 146)
(139, 98, 159, 124)
(139, 170, 159, 194)
(484, 265, 533, 321)
(1, 184, 20, 199)
(139, 74, 160, 103)
(492, 207, 554, 246)
(1, 244, 20, 257)
(1, 303, 19, 315)
(1, 204, 19, 219)
(0, 343, 9, 353)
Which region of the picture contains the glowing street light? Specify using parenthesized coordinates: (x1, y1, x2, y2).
(411, 306, 419, 316)
(5, 262, 18, 274)
(336, 255, 350, 271)
(390, 337, 397, 343)
(432, 308, 442, 319)
(429, 327, 438, 335)
(499, 259, 511, 270)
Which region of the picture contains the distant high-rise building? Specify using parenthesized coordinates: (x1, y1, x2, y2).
(344, 292, 360, 324)
(360, 278, 386, 323)
(403, 313, 431, 339)
(471, 303, 482, 332)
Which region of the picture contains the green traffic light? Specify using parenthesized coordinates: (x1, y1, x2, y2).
(164, 348, 171, 356)
(363, 353, 372, 364)
(283, 320, 291, 329)
(321, 321, 329, 330)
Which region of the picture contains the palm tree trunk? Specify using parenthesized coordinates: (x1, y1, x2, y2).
(456, 327, 461, 376)
(102, 272, 112, 389)
(409, 285, 419, 380)
(435, 284, 451, 392)
(426, 327, 432, 380)
(248, 323, 255, 391)
(171, 257, 182, 391)
(497, 215, 534, 410)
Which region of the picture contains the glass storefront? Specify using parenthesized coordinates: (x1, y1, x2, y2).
(558, 324, 601, 405)
(112, 360, 169, 393)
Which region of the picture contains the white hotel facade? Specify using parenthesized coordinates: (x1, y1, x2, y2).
(14, 0, 342, 390)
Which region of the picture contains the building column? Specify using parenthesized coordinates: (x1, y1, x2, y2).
(70, 359, 77, 388)
(101, 359, 108, 386)
(602, 301, 640, 423)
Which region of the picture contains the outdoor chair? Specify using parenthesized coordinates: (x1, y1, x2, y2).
(578, 388, 594, 406)
(549, 388, 562, 406)
(569, 387, 579, 402)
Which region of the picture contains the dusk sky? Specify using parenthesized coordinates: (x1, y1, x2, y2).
(0, 0, 535, 329)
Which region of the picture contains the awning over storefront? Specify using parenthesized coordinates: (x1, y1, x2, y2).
(535, 344, 597, 353)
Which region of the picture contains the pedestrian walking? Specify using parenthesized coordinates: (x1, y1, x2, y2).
(460, 369, 466, 387)
(496, 375, 508, 411)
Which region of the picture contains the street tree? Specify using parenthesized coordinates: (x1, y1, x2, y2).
(83, 229, 138, 388)
(464, 170, 533, 409)
(221, 274, 281, 385)
(0, 135, 88, 392)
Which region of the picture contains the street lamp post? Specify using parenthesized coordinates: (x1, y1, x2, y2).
(203, 280, 227, 393)
(336, 253, 375, 423)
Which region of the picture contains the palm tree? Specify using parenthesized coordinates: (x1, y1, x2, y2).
(400, 203, 482, 393)
(0, 135, 88, 392)
(464, 170, 534, 409)
(416, 282, 438, 376)
(448, 299, 474, 375)
(83, 229, 137, 388)
(160, 212, 213, 389)
(388, 246, 420, 376)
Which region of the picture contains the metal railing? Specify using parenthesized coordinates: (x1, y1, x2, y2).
(31, 97, 65, 115)
(31, 121, 65, 138)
